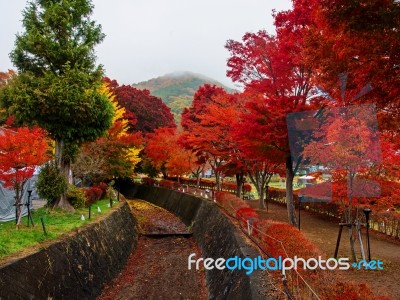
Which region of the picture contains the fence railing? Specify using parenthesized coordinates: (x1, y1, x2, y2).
(143, 178, 400, 240)
(268, 188, 400, 240)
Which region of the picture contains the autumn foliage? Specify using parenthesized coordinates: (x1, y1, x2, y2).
(104, 77, 176, 133)
(0, 126, 49, 225)
(145, 127, 191, 178)
(225, 21, 318, 225)
(85, 186, 103, 206)
(180, 84, 249, 194)
(73, 83, 143, 184)
(214, 192, 388, 300)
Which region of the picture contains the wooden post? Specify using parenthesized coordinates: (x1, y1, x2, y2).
(40, 217, 48, 236)
(334, 224, 345, 258)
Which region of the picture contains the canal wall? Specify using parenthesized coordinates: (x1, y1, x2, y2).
(0, 202, 138, 300)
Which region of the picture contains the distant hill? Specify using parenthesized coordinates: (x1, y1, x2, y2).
(132, 71, 235, 124)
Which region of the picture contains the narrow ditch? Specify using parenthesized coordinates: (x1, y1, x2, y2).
(98, 199, 207, 300)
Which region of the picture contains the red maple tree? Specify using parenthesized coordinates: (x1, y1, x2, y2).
(296, 0, 400, 139)
(0, 127, 49, 226)
(104, 77, 176, 133)
(233, 91, 285, 208)
(180, 85, 245, 193)
(145, 127, 179, 178)
(225, 24, 319, 225)
(301, 104, 400, 260)
(145, 127, 204, 181)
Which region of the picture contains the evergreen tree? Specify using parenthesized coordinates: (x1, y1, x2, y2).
(3, 0, 114, 210)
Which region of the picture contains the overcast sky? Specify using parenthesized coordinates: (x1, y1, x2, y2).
(0, 0, 292, 87)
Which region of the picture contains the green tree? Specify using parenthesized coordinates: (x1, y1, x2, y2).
(36, 161, 68, 207)
(3, 0, 113, 210)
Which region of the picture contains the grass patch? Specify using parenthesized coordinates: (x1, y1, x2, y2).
(0, 199, 116, 260)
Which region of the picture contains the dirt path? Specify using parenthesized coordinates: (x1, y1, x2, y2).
(98, 200, 207, 300)
(249, 201, 400, 300)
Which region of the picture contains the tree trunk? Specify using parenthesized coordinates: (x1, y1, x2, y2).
(348, 226, 357, 262)
(259, 187, 265, 209)
(53, 138, 75, 212)
(235, 173, 244, 198)
(249, 170, 265, 209)
(209, 157, 222, 191)
(345, 206, 357, 262)
(215, 171, 221, 191)
(15, 185, 22, 227)
(192, 167, 202, 189)
(16, 181, 28, 227)
(196, 174, 201, 188)
(286, 155, 298, 227)
(347, 172, 357, 261)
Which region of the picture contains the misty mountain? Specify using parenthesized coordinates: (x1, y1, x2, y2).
(132, 71, 235, 124)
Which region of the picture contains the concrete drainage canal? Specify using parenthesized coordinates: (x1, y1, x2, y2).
(0, 186, 276, 299)
(98, 199, 207, 299)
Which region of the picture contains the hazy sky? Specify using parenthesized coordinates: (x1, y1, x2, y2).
(0, 0, 292, 87)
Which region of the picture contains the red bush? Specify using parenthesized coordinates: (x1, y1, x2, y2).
(215, 191, 249, 214)
(250, 219, 387, 299)
(243, 183, 252, 192)
(319, 281, 389, 300)
(221, 182, 236, 192)
(236, 207, 259, 227)
(198, 178, 216, 189)
(93, 182, 107, 198)
(97, 182, 108, 193)
(142, 177, 156, 185)
(159, 179, 177, 189)
(179, 177, 216, 189)
(85, 186, 103, 206)
(253, 220, 318, 259)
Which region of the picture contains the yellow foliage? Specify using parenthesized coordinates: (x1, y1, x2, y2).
(101, 83, 143, 171)
(100, 83, 129, 136)
(126, 146, 142, 166)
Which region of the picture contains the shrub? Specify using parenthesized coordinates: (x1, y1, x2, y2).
(36, 161, 67, 206)
(221, 182, 236, 192)
(236, 206, 258, 220)
(215, 191, 250, 215)
(142, 177, 156, 185)
(253, 220, 318, 259)
(235, 207, 259, 227)
(159, 179, 178, 189)
(66, 185, 87, 209)
(178, 177, 216, 189)
(214, 191, 384, 299)
(243, 183, 252, 193)
(198, 179, 216, 189)
(85, 186, 103, 206)
(98, 181, 108, 192)
(319, 281, 385, 300)
(93, 182, 107, 199)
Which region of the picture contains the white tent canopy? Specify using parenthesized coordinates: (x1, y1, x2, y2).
(0, 167, 40, 222)
(297, 175, 315, 186)
(298, 175, 315, 180)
